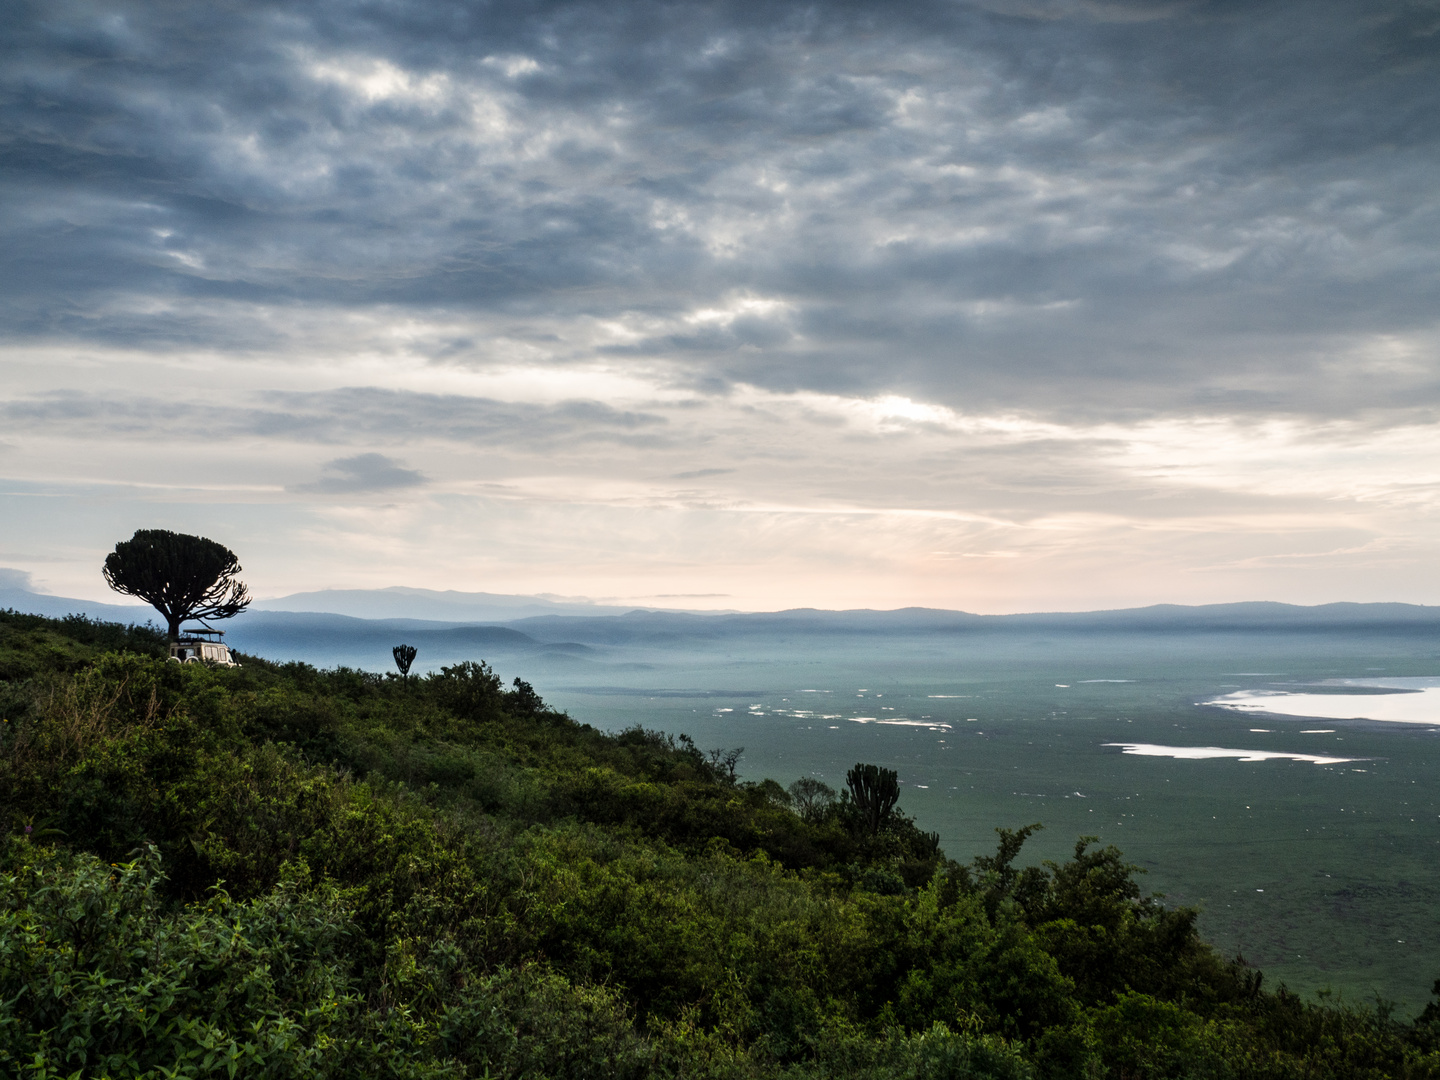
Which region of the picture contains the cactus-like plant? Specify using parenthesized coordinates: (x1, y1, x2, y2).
(393, 643, 417, 686)
(846, 762, 900, 834)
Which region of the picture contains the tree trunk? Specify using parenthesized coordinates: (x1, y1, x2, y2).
(167, 616, 181, 642)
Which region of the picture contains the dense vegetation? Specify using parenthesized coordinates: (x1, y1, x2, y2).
(3, 607, 1440, 1079)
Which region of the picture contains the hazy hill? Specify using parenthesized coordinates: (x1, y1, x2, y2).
(0, 585, 153, 625)
(500, 601, 1440, 646)
(231, 611, 550, 651)
(5, 576, 1439, 672)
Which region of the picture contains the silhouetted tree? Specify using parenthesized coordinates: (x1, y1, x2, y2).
(431, 661, 504, 720)
(506, 677, 544, 718)
(393, 644, 417, 686)
(706, 747, 744, 784)
(788, 776, 838, 823)
(846, 762, 900, 834)
(102, 529, 250, 642)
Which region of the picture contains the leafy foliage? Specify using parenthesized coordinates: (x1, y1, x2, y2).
(0, 609, 166, 680)
(102, 529, 251, 640)
(1, 610, 1439, 1079)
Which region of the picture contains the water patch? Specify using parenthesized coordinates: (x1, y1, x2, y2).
(1080, 679, 1134, 683)
(1205, 678, 1440, 724)
(849, 717, 952, 731)
(1105, 742, 1359, 765)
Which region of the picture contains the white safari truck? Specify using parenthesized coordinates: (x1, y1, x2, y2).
(168, 628, 239, 668)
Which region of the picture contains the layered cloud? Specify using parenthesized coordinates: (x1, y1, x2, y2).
(292, 454, 427, 495)
(1, 0, 1438, 607)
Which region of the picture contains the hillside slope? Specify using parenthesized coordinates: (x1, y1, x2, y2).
(2, 608, 1439, 1079)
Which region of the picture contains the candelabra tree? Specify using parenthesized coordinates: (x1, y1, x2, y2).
(102, 529, 250, 642)
(846, 762, 900, 834)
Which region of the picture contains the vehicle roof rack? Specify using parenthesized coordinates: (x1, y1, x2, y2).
(177, 627, 227, 641)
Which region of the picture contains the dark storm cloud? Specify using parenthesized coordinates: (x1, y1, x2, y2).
(3, 0, 1438, 416)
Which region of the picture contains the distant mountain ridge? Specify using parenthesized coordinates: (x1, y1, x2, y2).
(498, 601, 1440, 646)
(5, 580, 1440, 673)
(0, 587, 153, 625)
(233, 610, 540, 648)
(6, 579, 1440, 637)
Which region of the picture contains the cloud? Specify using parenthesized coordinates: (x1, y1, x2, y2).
(0, 568, 36, 591)
(292, 453, 426, 495)
(0, 0, 1434, 421)
(672, 468, 734, 479)
(2, 0, 1439, 610)
(0, 386, 670, 448)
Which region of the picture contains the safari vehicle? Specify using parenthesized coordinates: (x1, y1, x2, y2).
(168, 627, 239, 668)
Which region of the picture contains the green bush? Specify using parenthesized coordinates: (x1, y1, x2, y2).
(0, 839, 382, 1079)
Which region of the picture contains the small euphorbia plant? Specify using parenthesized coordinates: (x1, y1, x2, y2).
(393, 643, 417, 687)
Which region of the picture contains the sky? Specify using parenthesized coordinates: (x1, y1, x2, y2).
(2, 0, 1439, 613)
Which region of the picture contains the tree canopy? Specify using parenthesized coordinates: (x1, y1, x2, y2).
(102, 529, 251, 641)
